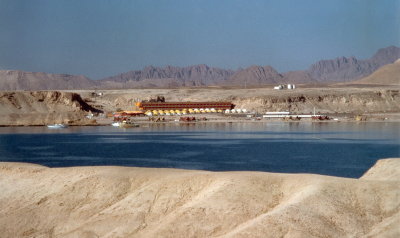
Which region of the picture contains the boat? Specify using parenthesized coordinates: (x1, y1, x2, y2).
(119, 121, 139, 128)
(111, 122, 121, 127)
(47, 124, 68, 129)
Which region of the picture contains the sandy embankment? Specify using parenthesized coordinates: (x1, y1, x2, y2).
(1, 87, 399, 126)
(0, 91, 100, 126)
(0, 159, 399, 238)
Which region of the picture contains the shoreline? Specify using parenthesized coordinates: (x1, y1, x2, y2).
(1, 113, 399, 127)
(1, 88, 399, 126)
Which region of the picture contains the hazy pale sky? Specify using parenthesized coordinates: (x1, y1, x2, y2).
(0, 0, 399, 79)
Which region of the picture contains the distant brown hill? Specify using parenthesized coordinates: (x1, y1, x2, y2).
(282, 70, 317, 84)
(0, 70, 97, 91)
(307, 46, 400, 82)
(99, 64, 235, 88)
(227, 65, 284, 86)
(99, 46, 400, 87)
(0, 46, 399, 90)
(351, 59, 400, 85)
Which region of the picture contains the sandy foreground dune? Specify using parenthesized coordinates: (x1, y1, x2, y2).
(0, 159, 399, 238)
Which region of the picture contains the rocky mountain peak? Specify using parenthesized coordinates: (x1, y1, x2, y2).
(307, 46, 400, 82)
(1, 46, 399, 90)
(370, 45, 400, 65)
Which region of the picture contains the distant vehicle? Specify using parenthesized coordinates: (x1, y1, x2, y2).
(47, 124, 68, 129)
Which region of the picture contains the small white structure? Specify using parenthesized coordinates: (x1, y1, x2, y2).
(265, 111, 290, 115)
(274, 84, 296, 90)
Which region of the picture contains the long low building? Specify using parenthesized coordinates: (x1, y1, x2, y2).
(135, 102, 234, 110)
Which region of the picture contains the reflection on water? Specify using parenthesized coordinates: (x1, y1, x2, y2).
(0, 122, 399, 178)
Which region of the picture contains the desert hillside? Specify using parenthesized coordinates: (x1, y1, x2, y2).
(0, 159, 399, 238)
(0, 70, 96, 91)
(352, 59, 400, 85)
(0, 91, 101, 126)
(1, 87, 399, 126)
(80, 87, 400, 115)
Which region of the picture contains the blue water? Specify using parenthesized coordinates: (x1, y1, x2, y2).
(0, 122, 399, 178)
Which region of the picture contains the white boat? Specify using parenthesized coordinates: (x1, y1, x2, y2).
(111, 122, 121, 127)
(47, 124, 68, 129)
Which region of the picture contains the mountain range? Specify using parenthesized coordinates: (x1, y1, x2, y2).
(0, 46, 399, 90)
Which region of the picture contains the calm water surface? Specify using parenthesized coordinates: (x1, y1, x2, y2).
(0, 122, 399, 178)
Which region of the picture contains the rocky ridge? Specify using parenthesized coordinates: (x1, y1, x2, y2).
(0, 46, 399, 90)
(100, 45, 400, 87)
(99, 64, 235, 88)
(308, 46, 400, 82)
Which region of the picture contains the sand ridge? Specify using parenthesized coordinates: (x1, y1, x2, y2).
(0, 159, 399, 238)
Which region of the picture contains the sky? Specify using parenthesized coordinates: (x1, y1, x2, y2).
(0, 0, 399, 79)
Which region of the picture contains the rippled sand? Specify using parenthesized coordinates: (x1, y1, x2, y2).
(0, 159, 399, 238)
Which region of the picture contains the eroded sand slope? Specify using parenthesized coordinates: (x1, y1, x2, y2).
(0, 159, 399, 238)
(0, 91, 100, 126)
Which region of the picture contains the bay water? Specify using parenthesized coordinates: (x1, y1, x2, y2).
(0, 122, 399, 178)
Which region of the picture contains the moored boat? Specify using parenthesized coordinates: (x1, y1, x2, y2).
(111, 122, 121, 127)
(47, 124, 68, 129)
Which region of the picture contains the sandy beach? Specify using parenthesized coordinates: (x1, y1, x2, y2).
(0, 159, 399, 238)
